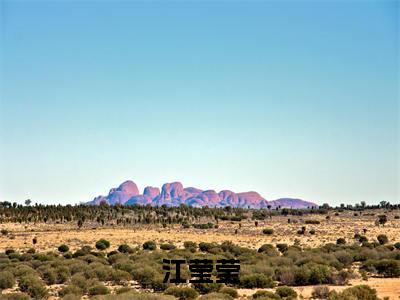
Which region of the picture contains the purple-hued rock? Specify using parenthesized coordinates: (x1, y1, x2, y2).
(88, 180, 140, 205)
(268, 198, 317, 209)
(87, 180, 318, 208)
(143, 186, 160, 198)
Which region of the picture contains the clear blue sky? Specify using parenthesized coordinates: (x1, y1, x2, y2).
(0, 0, 398, 206)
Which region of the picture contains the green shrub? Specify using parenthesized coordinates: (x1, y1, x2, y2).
(252, 290, 280, 299)
(334, 250, 353, 266)
(377, 234, 389, 245)
(59, 285, 83, 297)
(394, 242, 400, 250)
(116, 287, 133, 294)
(71, 273, 88, 290)
(329, 285, 379, 300)
(305, 220, 320, 224)
(309, 264, 333, 284)
(0, 270, 15, 289)
(19, 275, 48, 299)
(311, 286, 330, 299)
(240, 274, 275, 288)
(263, 228, 274, 235)
(258, 244, 274, 253)
(192, 282, 223, 294)
(55, 266, 70, 284)
(40, 267, 57, 285)
(198, 293, 233, 300)
(183, 241, 197, 252)
(220, 287, 238, 298)
(198, 242, 220, 253)
(164, 286, 199, 300)
(95, 239, 110, 250)
(58, 244, 70, 253)
(62, 294, 81, 300)
(160, 243, 176, 250)
(0, 293, 30, 300)
(112, 269, 132, 284)
(275, 286, 297, 299)
(143, 240, 157, 250)
(118, 244, 133, 253)
(336, 238, 346, 245)
(88, 284, 110, 295)
(5, 249, 15, 255)
(276, 243, 289, 253)
(193, 223, 214, 229)
(372, 259, 400, 277)
(131, 265, 167, 291)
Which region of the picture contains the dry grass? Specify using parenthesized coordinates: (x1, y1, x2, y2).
(0, 209, 398, 252)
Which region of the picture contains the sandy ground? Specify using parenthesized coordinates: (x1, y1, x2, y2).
(0, 211, 399, 252)
(238, 278, 400, 299)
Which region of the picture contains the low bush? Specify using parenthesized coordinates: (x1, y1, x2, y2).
(276, 243, 289, 253)
(263, 228, 274, 235)
(193, 223, 214, 229)
(88, 283, 110, 295)
(112, 269, 131, 284)
(198, 293, 233, 300)
(59, 285, 83, 297)
(58, 244, 69, 253)
(252, 290, 279, 299)
(377, 234, 389, 245)
(240, 274, 275, 288)
(118, 244, 133, 253)
(275, 286, 297, 299)
(258, 244, 278, 255)
(192, 282, 222, 294)
(95, 239, 110, 250)
(0, 270, 15, 289)
(143, 241, 157, 250)
(0, 293, 30, 300)
(305, 220, 320, 224)
(336, 238, 346, 245)
(219, 287, 238, 298)
(368, 259, 400, 277)
(160, 243, 176, 250)
(183, 241, 197, 252)
(164, 287, 199, 300)
(19, 274, 48, 299)
(311, 286, 330, 299)
(328, 285, 379, 300)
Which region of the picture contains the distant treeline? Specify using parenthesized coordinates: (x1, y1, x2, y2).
(0, 201, 398, 227)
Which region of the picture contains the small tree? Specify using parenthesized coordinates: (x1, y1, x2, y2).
(118, 244, 133, 253)
(275, 286, 297, 299)
(262, 228, 274, 235)
(143, 240, 156, 250)
(58, 244, 69, 253)
(77, 219, 84, 229)
(377, 234, 389, 245)
(95, 239, 110, 250)
(277, 243, 289, 253)
(377, 215, 388, 226)
(336, 238, 346, 245)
